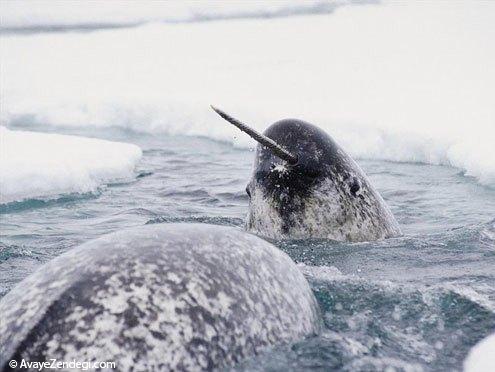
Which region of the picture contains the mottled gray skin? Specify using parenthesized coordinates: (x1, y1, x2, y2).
(246, 119, 402, 242)
(0, 224, 321, 371)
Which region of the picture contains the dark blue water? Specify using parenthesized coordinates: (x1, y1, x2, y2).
(1, 128, 494, 371)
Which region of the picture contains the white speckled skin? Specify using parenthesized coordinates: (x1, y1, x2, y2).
(0, 224, 320, 371)
(247, 163, 401, 242)
(246, 120, 402, 242)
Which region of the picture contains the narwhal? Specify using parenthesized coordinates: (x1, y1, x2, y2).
(0, 223, 320, 371)
(211, 106, 401, 242)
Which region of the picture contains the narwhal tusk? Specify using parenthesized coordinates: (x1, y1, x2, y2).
(210, 105, 298, 165)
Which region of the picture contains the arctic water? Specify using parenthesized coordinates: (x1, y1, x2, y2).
(1, 125, 494, 371)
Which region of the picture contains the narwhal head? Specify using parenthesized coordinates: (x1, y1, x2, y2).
(211, 106, 401, 242)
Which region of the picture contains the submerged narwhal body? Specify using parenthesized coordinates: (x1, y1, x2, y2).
(212, 107, 401, 242)
(0, 224, 320, 371)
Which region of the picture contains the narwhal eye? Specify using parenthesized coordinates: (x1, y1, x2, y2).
(350, 177, 361, 196)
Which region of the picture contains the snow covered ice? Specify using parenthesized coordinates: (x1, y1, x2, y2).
(0, 127, 142, 204)
(464, 333, 495, 372)
(1, 1, 494, 186)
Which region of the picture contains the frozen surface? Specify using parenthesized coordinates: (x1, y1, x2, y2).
(1, 1, 494, 186)
(0, 127, 142, 203)
(0, 0, 350, 30)
(464, 333, 495, 372)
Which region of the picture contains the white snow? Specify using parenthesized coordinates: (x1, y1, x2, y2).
(464, 333, 495, 372)
(0, 1, 494, 186)
(0, 127, 142, 204)
(0, 0, 345, 30)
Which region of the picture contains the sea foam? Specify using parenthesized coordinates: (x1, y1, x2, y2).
(1, 1, 494, 186)
(0, 128, 142, 204)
